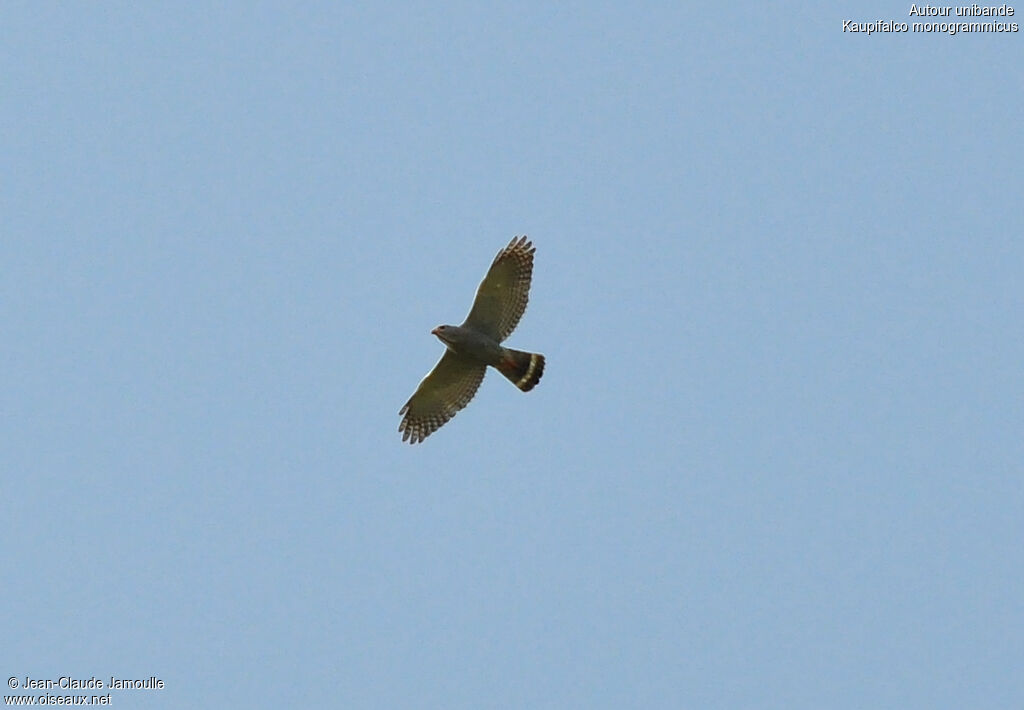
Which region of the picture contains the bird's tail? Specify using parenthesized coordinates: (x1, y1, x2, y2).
(497, 349, 545, 392)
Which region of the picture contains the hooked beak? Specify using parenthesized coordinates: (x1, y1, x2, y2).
(431, 327, 441, 336)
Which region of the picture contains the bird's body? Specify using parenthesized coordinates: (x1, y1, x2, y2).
(433, 324, 545, 392)
(399, 236, 545, 444)
(432, 324, 505, 364)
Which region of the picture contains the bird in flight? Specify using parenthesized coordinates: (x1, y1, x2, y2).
(399, 236, 546, 444)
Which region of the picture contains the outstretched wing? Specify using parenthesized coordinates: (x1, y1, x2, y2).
(462, 236, 535, 343)
(398, 351, 487, 444)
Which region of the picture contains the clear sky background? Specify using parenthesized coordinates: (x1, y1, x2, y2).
(3, 3, 1022, 708)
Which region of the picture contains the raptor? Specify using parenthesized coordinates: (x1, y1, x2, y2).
(399, 236, 545, 444)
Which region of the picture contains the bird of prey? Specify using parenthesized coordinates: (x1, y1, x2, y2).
(399, 236, 545, 444)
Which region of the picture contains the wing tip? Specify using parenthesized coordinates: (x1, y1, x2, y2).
(504, 235, 534, 255)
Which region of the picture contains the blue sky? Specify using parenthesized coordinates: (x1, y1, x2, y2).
(3, 2, 1022, 708)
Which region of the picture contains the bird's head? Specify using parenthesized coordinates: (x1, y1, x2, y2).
(431, 324, 458, 346)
